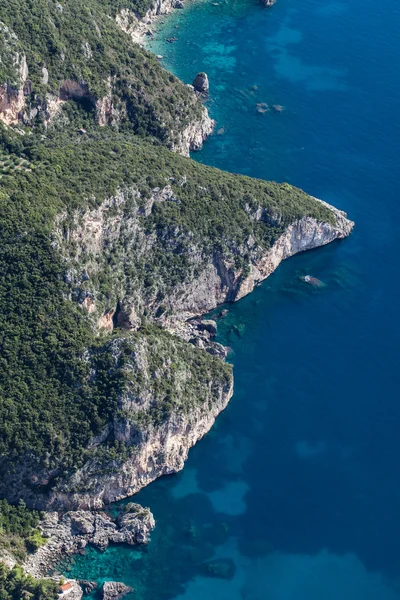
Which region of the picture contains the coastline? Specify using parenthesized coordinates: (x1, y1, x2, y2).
(115, 0, 205, 47)
(0, 0, 357, 595)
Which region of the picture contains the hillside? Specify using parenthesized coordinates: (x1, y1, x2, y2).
(0, 0, 353, 511)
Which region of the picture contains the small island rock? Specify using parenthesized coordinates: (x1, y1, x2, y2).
(192, 72, 209, 95)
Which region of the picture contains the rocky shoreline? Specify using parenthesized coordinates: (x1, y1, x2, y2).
(18, 504, 155, 586)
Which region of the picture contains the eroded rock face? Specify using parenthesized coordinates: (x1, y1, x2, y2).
(47, 374, 233, 509)
(0, 54, 28, 125)
(171, 106, 215, 156)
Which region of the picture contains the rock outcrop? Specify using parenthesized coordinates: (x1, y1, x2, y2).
(192, 72, 209, 95)
(171, 106, 215, 156)
(57, 187, 353, 336)
(102, 581, 133, 600)
(0, 52, 29, 125)
(47, 372, 233, 509)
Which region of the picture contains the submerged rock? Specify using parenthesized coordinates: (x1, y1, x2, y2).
(192, 72, 209, 95)
(201, 558, 236, 579)
(262, 0, 276, 6)
(300, 275, 326, 288)
(256, 102, 269, 114)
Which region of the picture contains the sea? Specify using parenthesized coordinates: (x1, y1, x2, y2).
(63, 0, 400, 597)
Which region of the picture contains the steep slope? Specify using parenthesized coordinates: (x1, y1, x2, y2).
(0, 0, 212, 154)
(0, 128, 353, 508)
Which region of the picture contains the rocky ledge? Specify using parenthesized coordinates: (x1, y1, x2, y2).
(23, 504, 155, 578)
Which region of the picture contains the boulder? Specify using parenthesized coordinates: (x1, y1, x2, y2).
(192, 72, 209, 95)
(117, 503, 155, 544)
(102, 581, 133, 599)
(198, 319, 217, 335)
(68, 511, 95, 535)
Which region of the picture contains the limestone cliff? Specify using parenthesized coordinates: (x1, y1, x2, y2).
(0, 2, 213, 154)
(56, 183, 353, 337)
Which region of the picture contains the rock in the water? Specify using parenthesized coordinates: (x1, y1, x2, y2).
(201, 558, 236, 579)
(102, 581, 133, 600)
(262, 0, 276, 6)
(198, 319, 217, 335)
(78, 580, 98, 594)
(300, 275, 325, 288)
(117, 502, 155, 544)
(175, 0, 184, 7)
(271, 104, 284, 112)
(256, 102, 269, 114)
(205, 342, 227, 360)
(192, 72, 209, 95)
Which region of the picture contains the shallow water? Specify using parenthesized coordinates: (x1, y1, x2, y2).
(65, 0, 400, 597)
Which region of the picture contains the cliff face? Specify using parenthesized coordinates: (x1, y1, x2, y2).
(0, 1, 213, 154)
(0, 326, 233, 510)
(234, 198, 353, 301)
(50, 368, 233, 509)
(0, 50, 28, 125)
(57, 184, 353, 337)
(40, 178, 351, 510)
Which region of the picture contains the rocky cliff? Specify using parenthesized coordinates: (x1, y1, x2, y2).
(55, 159, 353, 337)
(0, 0, 213, 153)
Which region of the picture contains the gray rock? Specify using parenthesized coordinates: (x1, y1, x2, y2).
(192, 72, 209, 95)
(78, 580, 98, 594)
(117, 503, 155, 544)
(102, 581, 133, 599)
(68, 511, 95, 535)
(175, 0, 184, 7)
(198, 319, 217, 335)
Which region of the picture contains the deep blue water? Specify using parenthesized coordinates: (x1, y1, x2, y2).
(64, 0, 400, 597)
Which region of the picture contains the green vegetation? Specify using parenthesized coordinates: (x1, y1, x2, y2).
(0, 0, 202, 144)
(0, 0, 339, 518)
(0, 564, 59, 600)
(0, 500, 45, 562)
(0, 152, 32, 176)
(0, 124, 334, 488)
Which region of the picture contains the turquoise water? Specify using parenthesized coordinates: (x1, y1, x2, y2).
(64, 0, 400, 598)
